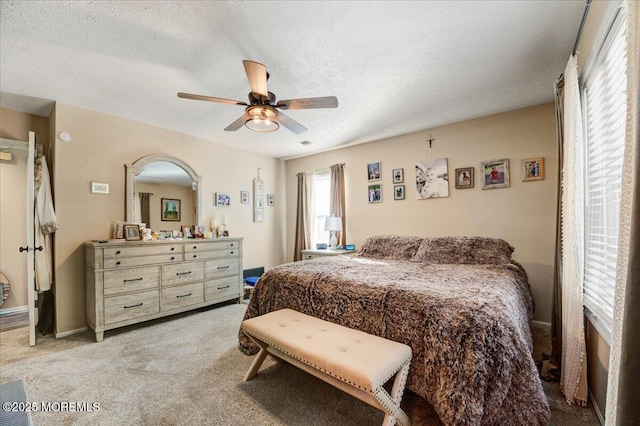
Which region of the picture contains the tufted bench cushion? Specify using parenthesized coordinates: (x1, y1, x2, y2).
(241, 308, 412, 425)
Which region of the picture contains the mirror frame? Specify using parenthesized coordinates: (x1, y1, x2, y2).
(125, 154, 203, 226)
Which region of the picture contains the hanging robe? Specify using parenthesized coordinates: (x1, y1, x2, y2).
(34, 155, 58, 292)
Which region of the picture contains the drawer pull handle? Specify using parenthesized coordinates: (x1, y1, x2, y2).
(193, 246, 197, 250)
(217, 265, 230, 270)
(193, 254, 197, 258)
(171, 257, 175, 261)
(176, 293, 192, 299)
(176, 271, 192, 276)
(217, 285, 230, 290)
(171, 247, 175, 251)
(115, 250, 121, 255)
(123, 277, 143, 283)
(116, 261, 121, 266)
(230, 251, 234, 254)
(230, 243, 234, 247)
(124, 303, 143, 309)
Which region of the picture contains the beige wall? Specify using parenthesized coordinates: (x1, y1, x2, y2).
(51, 103, 285, 334)
(285, 103, 557, 323)
(134, 182, 195, 231)
(0, 108, 50, 312)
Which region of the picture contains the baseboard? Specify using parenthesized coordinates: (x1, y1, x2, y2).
(532, 320, 551, 328)
(589, 389, 605, 425)
(54, 326, 88, 339)
(0, 305, 28, 316)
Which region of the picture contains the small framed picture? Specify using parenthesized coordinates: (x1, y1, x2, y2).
(368, 184, 382, 203)
(392, 168, 404, 183)
(394, 185, 405, 200)
(90, 181, 110, 194)
(193, 225, 208, 237)
(182, 225, 193, 239)
(123, 224, 140, 241)
(267, 194, 275, 206)
(481, 159, 510, 190)
(367, 161, 381, 181)
(522, 157, 545, 181)
(455, 167, 474, 189)
(161, 198, 181, 221)
(215, 192, 230, 206)
(240, 190, 250, 204)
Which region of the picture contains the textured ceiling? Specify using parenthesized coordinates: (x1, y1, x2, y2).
(0, 1, 585, 159)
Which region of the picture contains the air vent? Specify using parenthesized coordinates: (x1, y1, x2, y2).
(299, 140, 312, 146)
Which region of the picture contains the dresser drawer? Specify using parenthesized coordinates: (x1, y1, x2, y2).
(185, 248, 240, 261)
(205, 276, 240, 302)
(204, 257, 240, 280)
(161, 262, 204, 287)
(104, 290, 159, 325)
(104, 244, 182, 258)
(161, 282, 204, 311)
(103, 266, 159, 296)
(104, 254, 181, 269)
(184, 240, 240, 252)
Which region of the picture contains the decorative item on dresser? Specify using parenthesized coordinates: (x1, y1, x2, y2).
(85, 238, 243, 342)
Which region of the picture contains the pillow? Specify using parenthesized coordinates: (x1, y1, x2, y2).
(411, 236, 514, 265)
(358, 235, 424, 260)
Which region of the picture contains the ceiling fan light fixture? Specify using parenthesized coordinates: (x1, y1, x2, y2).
(245, 105, 279, 132)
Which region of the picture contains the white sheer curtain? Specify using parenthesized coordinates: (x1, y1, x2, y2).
(560, 54, 588, 407)
(606, 1, 639, 422)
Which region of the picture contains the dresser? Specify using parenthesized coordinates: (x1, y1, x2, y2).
(300, 248, 349, 260)
(85, 238, 243, 342)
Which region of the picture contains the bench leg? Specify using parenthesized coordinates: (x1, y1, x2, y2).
(243, 343, 269, 382)
(377, 361, 411, 426)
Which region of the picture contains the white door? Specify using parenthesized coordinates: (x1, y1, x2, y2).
(27, 131, 36, 346)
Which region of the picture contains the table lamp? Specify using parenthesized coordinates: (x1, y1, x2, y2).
(324, 216, 342, 249)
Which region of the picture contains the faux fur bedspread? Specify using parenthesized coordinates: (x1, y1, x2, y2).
(238, 253, 550, 425)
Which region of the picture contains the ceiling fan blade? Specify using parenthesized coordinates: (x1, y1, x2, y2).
(224, 114, 248, 131)
(277, 111, 307, 134)
(177, 92, 247, 106)
(276, 96, 338, 110)
(242, 60, 268, 98)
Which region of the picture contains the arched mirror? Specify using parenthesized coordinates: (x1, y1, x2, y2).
(126, 154, 203, 230)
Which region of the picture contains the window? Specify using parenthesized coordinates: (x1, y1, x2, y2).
(581, 10, 627, 342)
(310, 170, 330, 247)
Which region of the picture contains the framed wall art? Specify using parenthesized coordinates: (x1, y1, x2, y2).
(254, 175, 264, 222)
(241, 190, 250, 204)
(215, 192, 230, 206)
(394, 185, 405, 200)
(367, 161, 381, 181)
(481, 159, 510, 189)
(521, 157, 544, 181)
(90, 181, 110, 194)
(123, 224, 140, 241)
(161, 198, 181, 221)
(455, 167, 474, 189)
(392, 168, 404, 183)
(368, 184, 382, 203)
(416, 158, 449, 199)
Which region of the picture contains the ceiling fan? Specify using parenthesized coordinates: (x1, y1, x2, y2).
(177, 60, 338, 134)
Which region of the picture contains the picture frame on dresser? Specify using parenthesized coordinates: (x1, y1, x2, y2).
(123, 224, 140, 241)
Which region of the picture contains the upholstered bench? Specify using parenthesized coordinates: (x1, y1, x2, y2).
(241, 308, 412, 426)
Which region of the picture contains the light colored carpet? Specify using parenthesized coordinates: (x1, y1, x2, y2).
(0, 303, 600, 425)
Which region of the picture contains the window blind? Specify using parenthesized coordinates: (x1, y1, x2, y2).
(581, 12, 627, 341)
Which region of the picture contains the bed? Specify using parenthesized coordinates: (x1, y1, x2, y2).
(239, 235, 550, 425)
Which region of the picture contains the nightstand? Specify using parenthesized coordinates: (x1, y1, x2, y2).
(301, 248, 349, 260)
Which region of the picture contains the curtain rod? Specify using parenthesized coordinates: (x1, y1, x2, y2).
(303, 163, 345, 175)
(572, 0, 592, 55)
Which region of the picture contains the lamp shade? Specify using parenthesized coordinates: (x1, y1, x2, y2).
(324, 216, 342, 232)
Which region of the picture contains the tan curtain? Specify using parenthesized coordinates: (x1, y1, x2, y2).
(330, 163, 346, 246)
(606, 2, 639, 423)
(551, 73, 564, 370)
(293, 172, 309, 261)
(139, 192, 152, 227)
